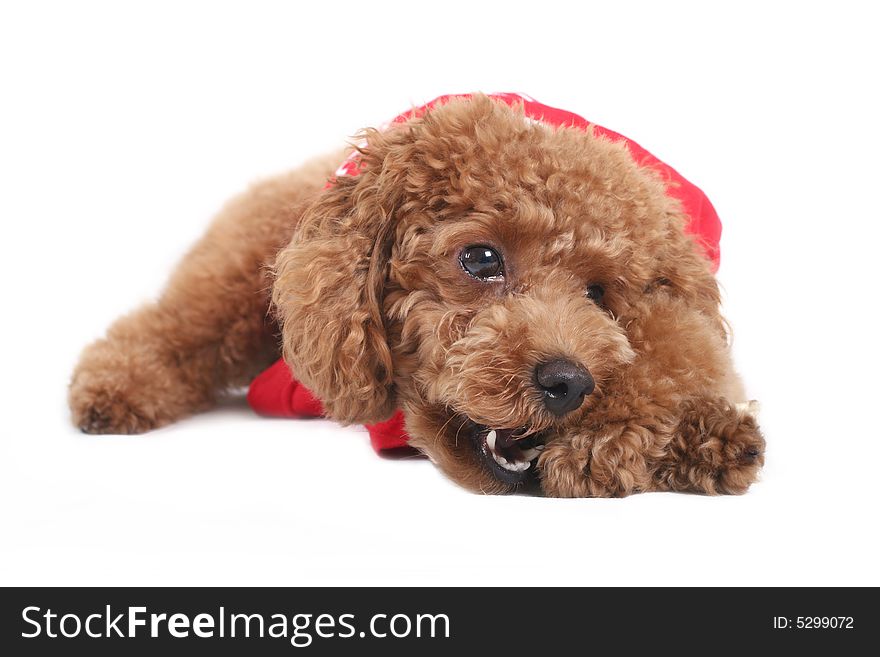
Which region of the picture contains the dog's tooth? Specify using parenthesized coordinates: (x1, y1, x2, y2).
(494, 453, 520, 472)
(735, 400, 761, 417)
(520, 448, 541, 461)
(486, 430, 497, 452)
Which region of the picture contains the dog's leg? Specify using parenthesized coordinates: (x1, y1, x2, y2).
(653, 397, 765, 495)
(538, 399, 763, 497)
(69, 156, 338, 434)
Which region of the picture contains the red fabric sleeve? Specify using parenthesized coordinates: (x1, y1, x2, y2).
(247, 358, 411, 452)
(365, 411, 409, 451)
(246, 358, 324, 418)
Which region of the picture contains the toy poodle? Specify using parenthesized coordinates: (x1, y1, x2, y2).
(69, 93, 764, 496)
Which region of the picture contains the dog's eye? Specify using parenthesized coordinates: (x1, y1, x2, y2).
(585, 284, 605, 305)
(460, 245, 504, 280)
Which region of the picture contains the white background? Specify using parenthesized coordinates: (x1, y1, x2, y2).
(1, 1, 878, 586)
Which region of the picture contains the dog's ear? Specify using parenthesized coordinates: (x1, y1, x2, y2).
(648, 211, 722, 306)
(646, 217, 727, 339)
(272, 170, 400, 424)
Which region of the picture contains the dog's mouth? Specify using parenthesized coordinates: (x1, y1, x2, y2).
(466, 421, 547, 484)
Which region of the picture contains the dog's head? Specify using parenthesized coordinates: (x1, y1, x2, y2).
(273, 95, 722, 493)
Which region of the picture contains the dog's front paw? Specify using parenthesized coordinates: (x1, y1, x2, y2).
(661, 398, 765, 495)
(537, 434, 594, 497)
(69, 340, 191, 434)
(538, 424, 656, 498)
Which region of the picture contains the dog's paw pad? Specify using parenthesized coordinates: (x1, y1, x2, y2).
(738, 445, 762, 464)
(714, 430, 765, 493)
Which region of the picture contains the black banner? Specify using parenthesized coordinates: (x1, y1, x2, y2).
(0, 588, 872, 655)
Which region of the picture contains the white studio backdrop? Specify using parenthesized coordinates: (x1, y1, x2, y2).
(1, 0, 878, 586)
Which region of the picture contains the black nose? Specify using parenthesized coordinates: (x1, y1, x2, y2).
(534, 359, 594, 416)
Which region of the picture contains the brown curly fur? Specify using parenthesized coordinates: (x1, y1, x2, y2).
(70, 95, 764, 496)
